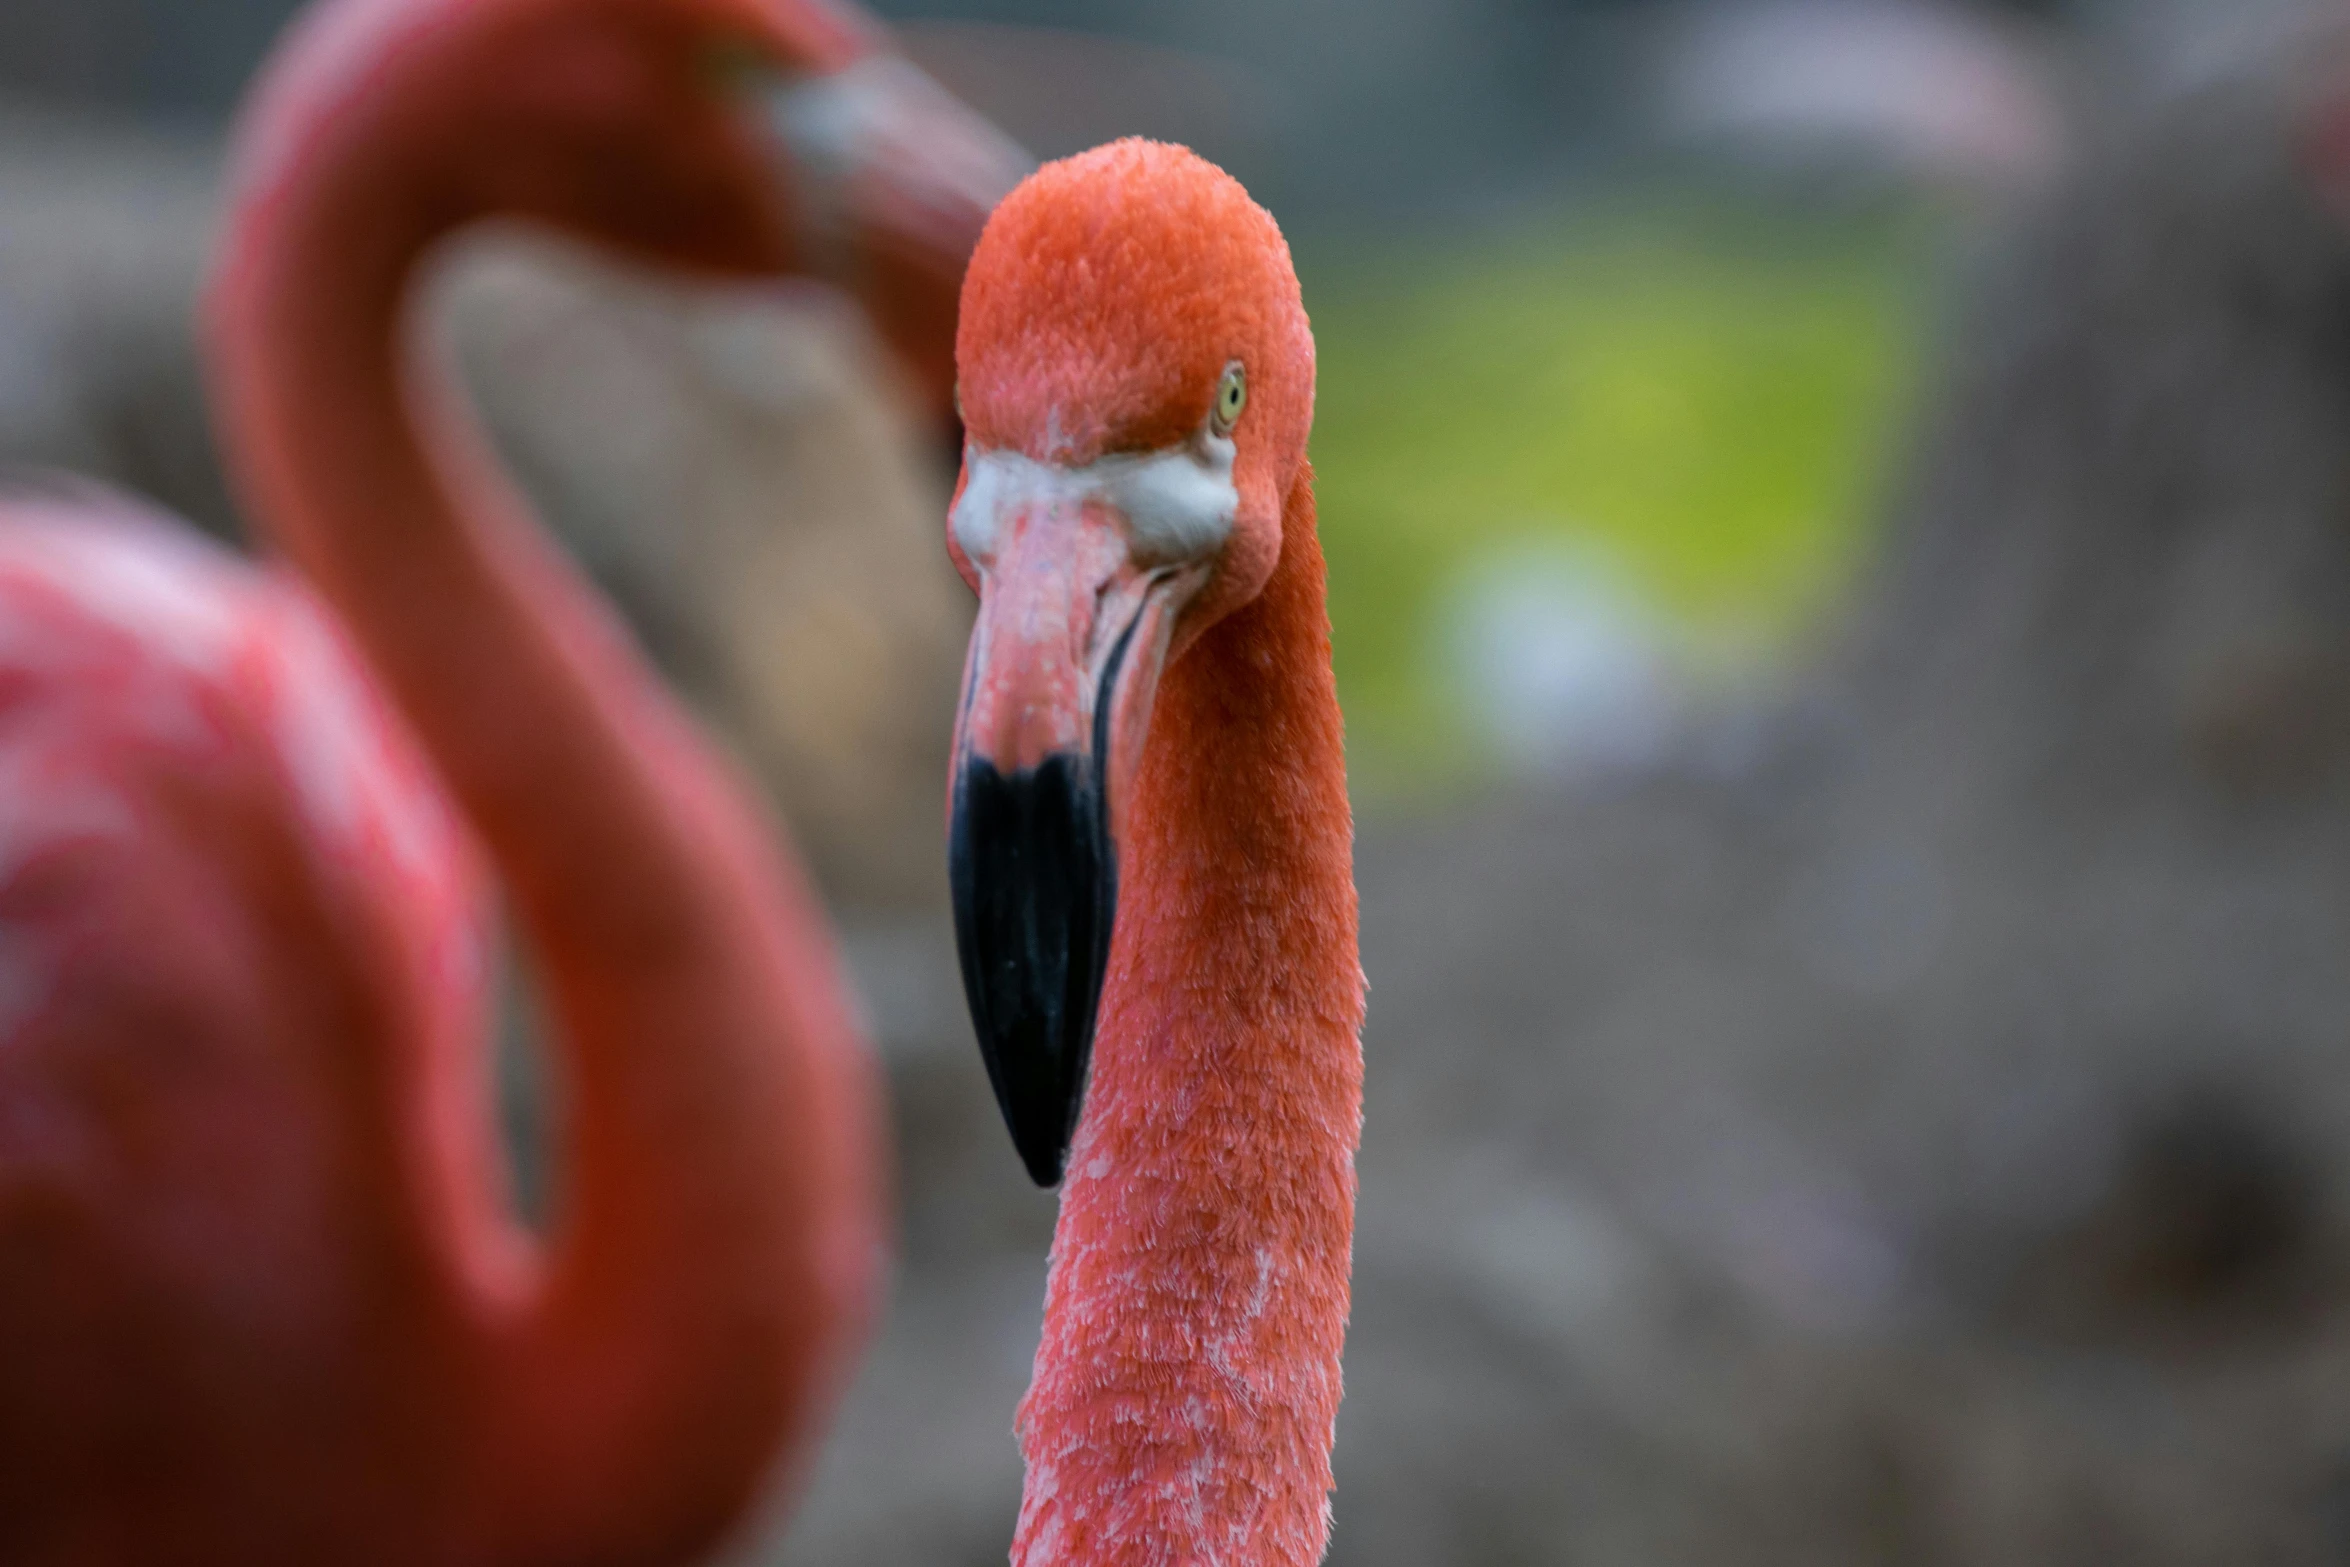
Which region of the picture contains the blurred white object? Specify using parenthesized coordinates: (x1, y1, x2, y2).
(1442, 539, 1683, 780)
(1656, 0, 2068, 195)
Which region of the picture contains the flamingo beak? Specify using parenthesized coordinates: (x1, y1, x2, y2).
(752, 56, 1030, 420)
(946, 482, 1208, 1187)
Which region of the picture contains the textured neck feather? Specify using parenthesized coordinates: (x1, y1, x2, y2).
(1012, 471, 1364, 1566)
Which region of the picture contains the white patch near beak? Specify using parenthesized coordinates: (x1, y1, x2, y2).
(951, 429, 1238, 570)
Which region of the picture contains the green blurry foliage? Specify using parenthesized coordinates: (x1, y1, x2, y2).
(1301, 200, 1934, 790)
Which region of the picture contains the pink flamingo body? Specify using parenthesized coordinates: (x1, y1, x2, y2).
(945, 142, 1363, 1565)
(0, 496, 505, 1558)
(0, 0, 1023, 1558)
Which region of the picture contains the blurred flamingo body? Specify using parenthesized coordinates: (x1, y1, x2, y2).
(945, 142, 1364, 1564)
(0, 0, 1023, 1558)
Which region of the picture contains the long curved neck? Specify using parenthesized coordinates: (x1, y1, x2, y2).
(1013, 471, 1364, 1566)
(206, 92, 879, 1559)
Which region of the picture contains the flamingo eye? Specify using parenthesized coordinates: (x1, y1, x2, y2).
(1211, 364, 1246, 434)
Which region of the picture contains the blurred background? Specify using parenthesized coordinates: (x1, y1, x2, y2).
(12, 0, 2350, 1561)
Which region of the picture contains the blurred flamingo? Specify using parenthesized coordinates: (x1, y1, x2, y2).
(0, 0, 1025, 1558)
(944, 140, 1365, 1565)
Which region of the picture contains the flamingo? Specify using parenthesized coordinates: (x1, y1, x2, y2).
(0, 0, 1025, 1558)
(944, 140, 1365, 1565)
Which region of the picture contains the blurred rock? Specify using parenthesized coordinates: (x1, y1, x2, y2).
(0, 103, 225, 534)
(2078, 0, 2341, 106)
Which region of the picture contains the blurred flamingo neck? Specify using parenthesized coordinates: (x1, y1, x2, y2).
(1014, 472, 1365, 1566)
(208, 53, 877, 1561)
(212, 119, 678, 946)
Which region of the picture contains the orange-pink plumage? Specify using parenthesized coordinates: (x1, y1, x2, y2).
(945, 140, 1364, 1565)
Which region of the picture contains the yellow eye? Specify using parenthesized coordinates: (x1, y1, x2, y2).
(1212, 364, 1247, 433)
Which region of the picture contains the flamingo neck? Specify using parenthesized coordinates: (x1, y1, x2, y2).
(1013, 472, 1364, 1566)
(205, 91, 879, 1560)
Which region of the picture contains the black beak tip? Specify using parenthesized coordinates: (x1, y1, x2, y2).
(1012, 1119, 1070, 1190)
(947, 751, 1118, 1191)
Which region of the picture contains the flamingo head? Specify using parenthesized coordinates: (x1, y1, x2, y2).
(231, 0, 1027, 419)
(944, 139, 1315, 1186)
